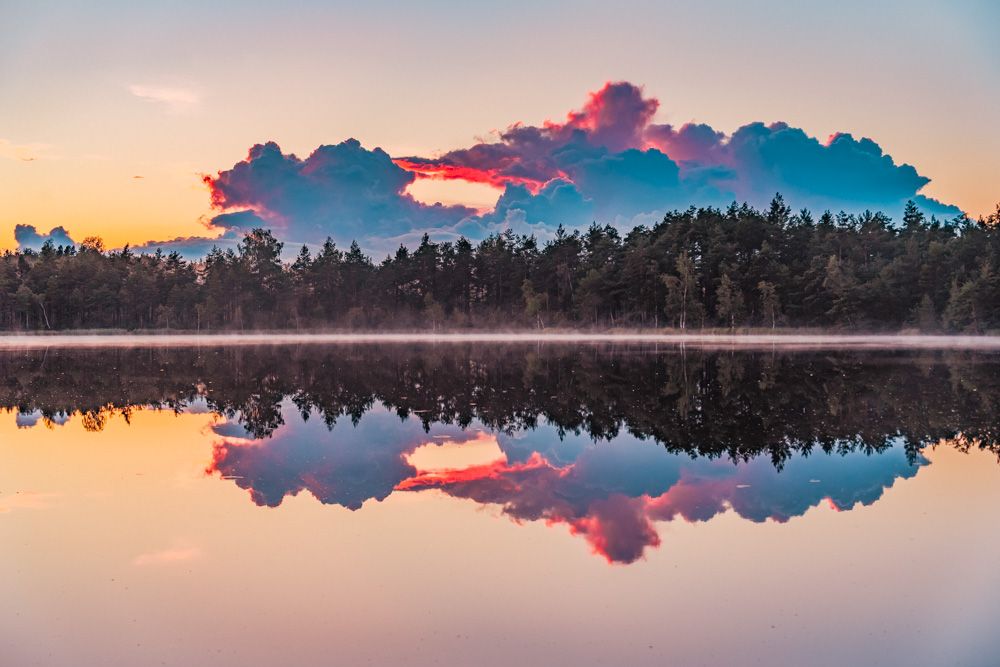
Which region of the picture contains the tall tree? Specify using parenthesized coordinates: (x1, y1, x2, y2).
(715, 273, 745, 329)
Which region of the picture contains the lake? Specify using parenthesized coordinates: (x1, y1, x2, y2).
(1, 339, 999, 666)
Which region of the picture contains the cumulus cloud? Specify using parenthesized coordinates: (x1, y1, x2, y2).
(14, 224, 76, 251)
(399, 80, 960, 230)
(398, 81, 661, 189)
(128, 84, 200, 113)
(202, 139, 475, 249)
(13, 221, 241, 260)
(647, 121, 959, 216)
(131, 226, 246, 259)
(15, 81, 957, 256)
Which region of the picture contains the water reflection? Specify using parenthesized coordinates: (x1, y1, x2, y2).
(3, 344, 998, 564)
(202, 401, 927, 562)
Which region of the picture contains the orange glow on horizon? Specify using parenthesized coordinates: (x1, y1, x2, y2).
(393, 157, 552, 192)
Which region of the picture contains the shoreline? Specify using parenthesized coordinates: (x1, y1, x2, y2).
(0, 332, 999, 350)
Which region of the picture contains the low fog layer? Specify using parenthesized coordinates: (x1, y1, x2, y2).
(1, 333, 1000, 350)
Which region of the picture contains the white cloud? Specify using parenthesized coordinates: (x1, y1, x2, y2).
(128, 84, 200, 113)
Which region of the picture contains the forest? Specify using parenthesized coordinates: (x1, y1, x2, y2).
(2, 196, 999, 331)
(2, 345, 998, 465)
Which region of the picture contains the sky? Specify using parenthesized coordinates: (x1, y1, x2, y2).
(1, 0, 997, 254)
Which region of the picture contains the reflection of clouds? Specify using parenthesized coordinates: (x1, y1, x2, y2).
(15, 410, 42, 429)
(13, 409, 72, 429)
(211, 421, 254, 439)
(398, 449, 668, 563)
(207, 402, 477, 510)
(406, 431, 504, 473)
(401, 434, 924, 563)
(207, 404, 926, 564)
(500, 424, 595, 467)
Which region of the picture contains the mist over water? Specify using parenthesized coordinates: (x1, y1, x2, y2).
(2, 332, 1000, 350)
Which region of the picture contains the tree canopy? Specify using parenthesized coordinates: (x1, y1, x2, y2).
(2, 197, 999, 331)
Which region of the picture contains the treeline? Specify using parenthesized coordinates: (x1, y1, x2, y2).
(2, 196, 999, 331)
(2, 345, 998, 464)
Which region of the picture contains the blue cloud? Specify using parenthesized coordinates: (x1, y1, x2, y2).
(14, 224, 75, 251)
(204, 139, 475, 248)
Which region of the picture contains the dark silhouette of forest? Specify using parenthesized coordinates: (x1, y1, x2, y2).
(3, 196, 999, 331)
(3, 344, 998, 465)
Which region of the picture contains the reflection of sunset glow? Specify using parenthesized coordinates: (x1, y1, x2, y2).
(397, 452, 557, 490)
(2, 315, 1000, 667)
(405, 431, 505, 473)
(6, 405, 139, 433)
(394, 442, 925, 563)
(3, 397, 956, 565)
(193, 390, 944, 563)
(3, 393, 1000, 665)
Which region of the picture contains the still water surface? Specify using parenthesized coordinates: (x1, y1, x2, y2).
(1, 342, 999, 666)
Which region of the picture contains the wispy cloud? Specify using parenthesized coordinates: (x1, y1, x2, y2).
(128, 84, 200, 113)
(0, 138, 52, 161)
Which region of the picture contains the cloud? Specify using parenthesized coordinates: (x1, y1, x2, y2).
(14, 224, 76, 251)
(202, 140, 475, 249)
(397, 81, 661, 190)
(474, 179, 593, 234)
(655, 122, 961, 216)
(14, 81, 958, 256)
(0, 138, 52, 162)
(400, 81, 960, 230)
(645, 122, 727, 164)
(13, 221, 238, 260)
(131, 226, 245, 259)
(128, 84, 200, 113)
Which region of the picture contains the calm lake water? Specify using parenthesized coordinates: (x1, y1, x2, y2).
(2, 341, 999, 666)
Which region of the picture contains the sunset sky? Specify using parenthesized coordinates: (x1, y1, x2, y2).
(1, 0, 997, 253)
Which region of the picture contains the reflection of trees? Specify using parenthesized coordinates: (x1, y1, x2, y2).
(1, 345, 998, 462)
